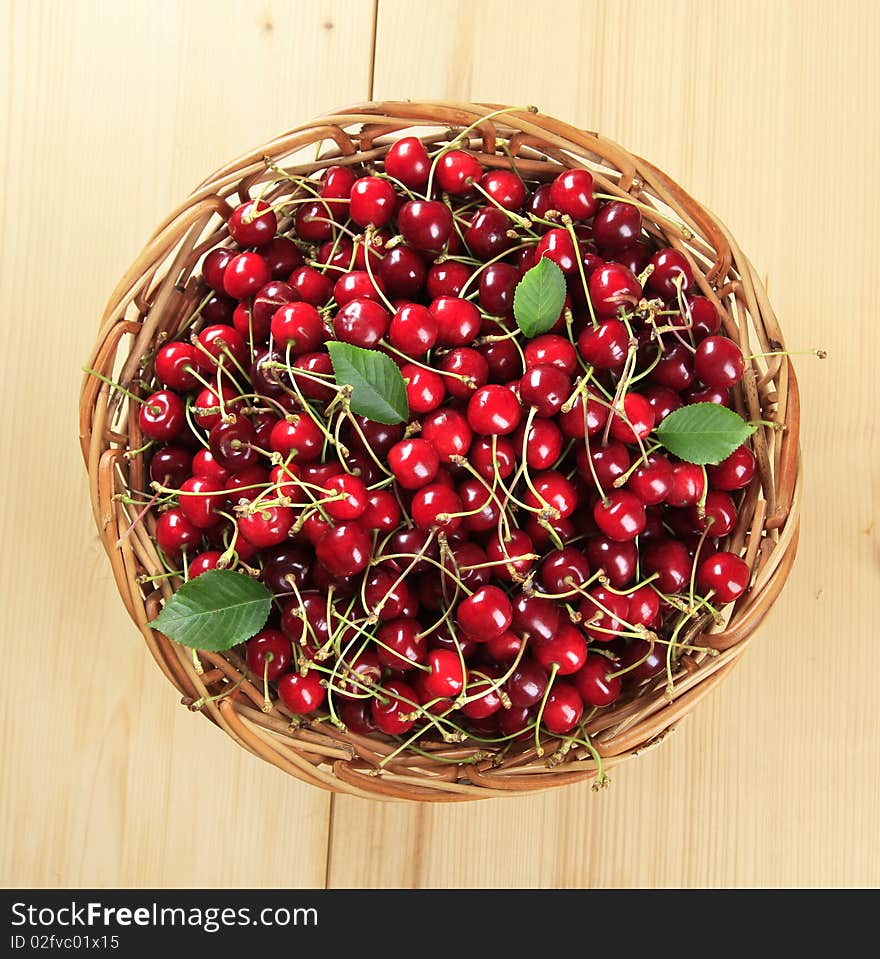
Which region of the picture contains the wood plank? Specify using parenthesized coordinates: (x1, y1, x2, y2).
(326, 0, 880, 888)
(0, 0, 376, 888)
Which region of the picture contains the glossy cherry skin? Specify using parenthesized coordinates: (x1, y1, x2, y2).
(579, 586, 630, 642)
(429, 296, 482, 347)
(423, 648, 466, 699)
(588, 263, 642, 317)
(685, 295, 721, 340)
(436, 150, 482, 195)
(609, 392, 655, 443)
(440, 347, 489, 400)
(398, 199, 453, 253)
(196, 324, 249, 372)
(384, 136, 431, 187)
(349, 176, 396, 228)
(626, 584, 661, 627)
(421, 407, 473, 462)
(315, 523, 371, 577)
(540, 546, 592, 594)
(642, 385, 683, 423)
(376, 618, 427, 672)
(578, 319, 629, 371)
(506, 661, 549, 708)
(371, 680, 420, 735)
(411, 483, 463, 531)
(467, 384, 523, 435)
(228, 199, 277, 247)
(485, 529, 536, 580)
(535, 228, 577, 274)
(261, 236, 304, 279)
(209, 417, 258, 471)
(559, 391, 608, 440)
(617, 638, 665, 683)
(223, 252, 271, 299)
(426, 261, 472, 299)
(359, 489, 402, 532)
(574, 655, 622, 708)
(278, 671, 326, 715)
(535, 622, 588, 675)
(155, 507, 201, 558)
(271, 301, 323, 355)
(586, 536, 638, 588)
(651, 340, 694, 391)
(641, 538, 692, 594)
(460, 671, 504, 720)
(187, 550, 223, 579)
(516, 417, 564, 471)
(456, 585, 513, 641)
(691, 490, 737, 537)
(593, 201, 642, 255)
(646, 248, 693, 299)
(667, 462, 706, 508)
(333, 297, 390, 349)
(519, 364, 571, 417)
(402, 363, 446, 413)
(238, 505, 294, 549)
(178, 476, 225, 529)
(202, 248, 233, 292)
(523, 334, 578, 375)
(707, 445, 756, 490)
(139, 390, 185, 441)
(541, 683, 583, 734)
(576, 441, 631, 490)
(246, 629, 291, 681)
(389, 303, 437, 356)
(593, 490, 647, 542)
(480, 169, 526, 210)
(155, 342, 201, 391)
(150, 446, 193, 488)
(269, 415, 323, 463)
(388, 438, 440, 489)
(627, 452, 674, 505)
(549, 169, 597, 219)
(261, 544, 311, 594)
(523, 471, 579, 520)
(289, 265, 333, 306)
(697, 551, 750, 603)
(379, 246, 427, 299)
(694, 336, 745, 388)
(478, 262, 520, 316)
(464, 206, 512, 260)
(511, 593, 561, 644)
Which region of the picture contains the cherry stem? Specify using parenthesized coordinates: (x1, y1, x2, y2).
(83, 367, 160, 412)
(534, 662, 560, 757)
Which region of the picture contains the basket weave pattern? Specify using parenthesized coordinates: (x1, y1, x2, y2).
(79, 101, 800, 801)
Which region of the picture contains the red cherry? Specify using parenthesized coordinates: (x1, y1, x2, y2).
(178, 476, 225, 529)
(323, 473, 368, 521)
(289, 265, 333, 306)
(467, 384, 523, 435)
(667, 462, 706, 508)
(627, 452, 674, 505)
(516, 417, 564, 471)
(586, 536, 638, 588)
(238, 505, 294, 549)
(588, 263, 642, 317)
(609, 392, 655, 443)
(593, 490, 647, 542)
(155, 342, 201, 391)
(577, 319, 629, 371)
(550, 168, 597, 219)
(398, 200, 453, 253)
(519, 364, 571, 417)
(541, 683, 583, 734)
(429, 296, 481, 347)
(478, 262, 521, 316)
(379, 246, 427, 299)
(270, 301, 323, 355)
(627, 584, 661, 627)
(359, 489, 402, 532)
(440, 347, 489, 400)
(411, 483, 463, 531)
(155, 507, 201, 558)
(574, 655, 621, 708)
(707, 445, 756, 490)
(464, 206, 513, 260)
(579, 586, 629, 642)
(436, 150, 482, 195)
(384, 136, 431, 187)
(460, 672, 503, 720)
(641, 538, 692, 593)
(388, 438, 440, 489)
(694, 336, 745, 388)
(151, 446, 194, 488)
(480, 169, 526, 210)
(139, 390, 185, 441)
(315, 524, 371, 577)
(278, 671, 325, 715)
(421, 407, 472, 462)
(187, 550, 222, 579)
(202, 248, 233, 293)
(376, 618, 427, 672)
(223, 252, 270, 299)
(401, 362, 446, 413)
(646, 248, 693, 299)
(349, 176, 396, 228)
(523, 334, 578, 374)
(246, 629, 291, 681)
(261, 236, 304, 279)
(535, 228, 577, 274)
(228, 199, 277, 247)
(269, 414, 323, 462)
(534, 622, 588, 675)
(333, 297, 390, 349)
(540, 546, 591, 594)
(696, 551, 750, 603)
(371, 680, 419, 734)
(388, 303, 437, 356)
(456, 585, 513, 641)
(593, 201, 642, 254)
(423, 648, 466, 699)
(691, 490, 738, 537)
(523, 471, 578, 519)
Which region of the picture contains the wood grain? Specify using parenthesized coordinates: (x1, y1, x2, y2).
(2, 0, 878, 889)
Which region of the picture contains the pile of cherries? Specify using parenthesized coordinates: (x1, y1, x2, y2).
(137, 132, 755, 749)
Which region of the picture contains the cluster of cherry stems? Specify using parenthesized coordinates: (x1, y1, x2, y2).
(123, 116, 756, 772)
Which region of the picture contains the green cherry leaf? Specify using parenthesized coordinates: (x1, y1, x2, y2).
(655, 402, 757, 466)
(326, 341, 409, 425)
(148, 569, 272, 651)
(513, 256, 567, 338)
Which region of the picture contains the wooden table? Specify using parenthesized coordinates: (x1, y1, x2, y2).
(2, 0, 877, 888)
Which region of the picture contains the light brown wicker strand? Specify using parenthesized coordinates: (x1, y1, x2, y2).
(79, 101, 800, 801)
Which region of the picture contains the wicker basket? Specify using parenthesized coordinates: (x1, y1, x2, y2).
(79, 101, 800, 801)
